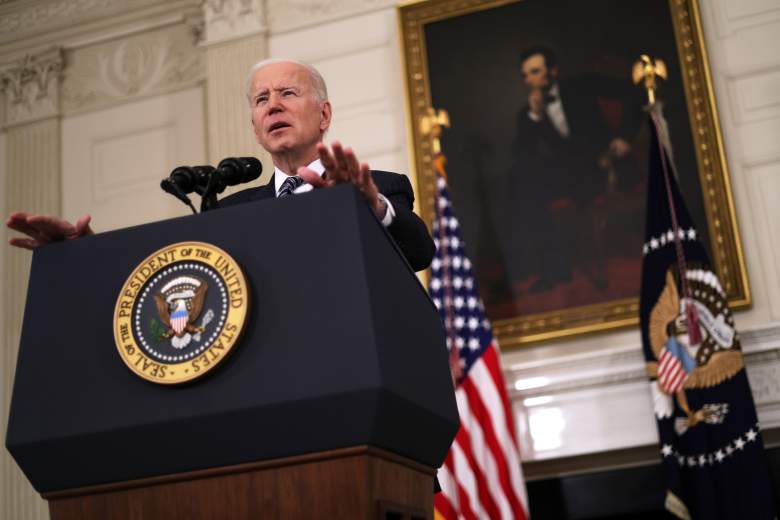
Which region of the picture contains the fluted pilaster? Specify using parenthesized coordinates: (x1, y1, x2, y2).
(1, 51, 62, 520)
(205, 34, 270, 165)
(202, 0, 270, 183)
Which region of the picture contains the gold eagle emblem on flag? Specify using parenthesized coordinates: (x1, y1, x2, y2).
(647, 267, 743, 434)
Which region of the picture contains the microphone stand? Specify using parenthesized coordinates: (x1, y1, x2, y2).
(197, 171, 222, 213)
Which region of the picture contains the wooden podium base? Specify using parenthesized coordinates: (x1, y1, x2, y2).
(43, 446, 434, 520)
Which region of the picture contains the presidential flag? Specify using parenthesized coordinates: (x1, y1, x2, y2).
(640, 110, 776, 519)
(428, 154, 529, 520)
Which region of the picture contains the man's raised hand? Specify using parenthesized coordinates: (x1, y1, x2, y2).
(6, 212, 93, 250)
(297, 141, 387, 219)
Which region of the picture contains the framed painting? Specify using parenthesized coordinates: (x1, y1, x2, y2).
(399, 0, 749, 346)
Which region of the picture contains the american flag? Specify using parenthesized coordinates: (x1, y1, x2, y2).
(428, 156, 528, 520)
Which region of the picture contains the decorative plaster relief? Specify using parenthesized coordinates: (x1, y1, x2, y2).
(201, 0, 266, 45)
(266, 0, 395, 34)
(0, 47, 63, 126)
(61, 25, 204, 115)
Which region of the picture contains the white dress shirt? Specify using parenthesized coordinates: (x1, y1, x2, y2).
(273, 158, 396, 226)
(527, 83, 570, 138)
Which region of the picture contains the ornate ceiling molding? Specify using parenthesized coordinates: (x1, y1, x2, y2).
(0, 0, 145, 42)
(266, 0, 395, 34)
(0, 0, 202, 60)
(0, 47, 63, 126)
(201, 0, 267, 46)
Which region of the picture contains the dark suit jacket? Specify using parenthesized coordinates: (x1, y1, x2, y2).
(218, 170, 435, 272)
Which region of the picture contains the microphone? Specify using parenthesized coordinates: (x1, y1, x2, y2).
(215, 157, 262, 188)
(166, 165, 216, 195)
(161, 157, 262, 213)
(163, 158, 262, 195)
(200, 157, 262, 212)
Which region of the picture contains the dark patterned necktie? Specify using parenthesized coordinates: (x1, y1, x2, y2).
(277, 175, 304, 198)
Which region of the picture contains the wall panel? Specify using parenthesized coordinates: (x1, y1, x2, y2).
(61, 87, 207, 231)
(748, 162, 780, 320)
(729, 67, 780, 124)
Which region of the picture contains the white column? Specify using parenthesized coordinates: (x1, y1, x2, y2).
(1, 48, 63, 520)
(202, 0, 272, 187)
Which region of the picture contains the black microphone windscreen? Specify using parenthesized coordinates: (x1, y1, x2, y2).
(169, 166, 198, 192)
(217, 157, 262, 185)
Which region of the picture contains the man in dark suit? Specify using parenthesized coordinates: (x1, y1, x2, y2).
(6, 59, 435, 272)
(505, 46, 640, 292)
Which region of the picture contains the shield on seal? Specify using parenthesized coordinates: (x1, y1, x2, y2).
(169, 301, 189, 335)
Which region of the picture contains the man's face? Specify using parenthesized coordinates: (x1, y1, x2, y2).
(521, 54, 557, 90)
(249, 62, 331, 159)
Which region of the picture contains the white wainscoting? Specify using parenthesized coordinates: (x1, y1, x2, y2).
(508, 324, 780, 461)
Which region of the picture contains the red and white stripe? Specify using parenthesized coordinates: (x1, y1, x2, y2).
(658, 347, 688, 394)
(171, 316, 187, 335)
(435, 343, 528, 520)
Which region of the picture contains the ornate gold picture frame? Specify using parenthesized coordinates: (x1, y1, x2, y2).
(399, 0, 749, 347)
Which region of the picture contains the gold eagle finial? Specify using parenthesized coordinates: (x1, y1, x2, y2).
(419, 107, 450, 155)
(632, 54, 667, 105)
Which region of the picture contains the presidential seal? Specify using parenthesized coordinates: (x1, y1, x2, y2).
(113, 241, 249, 384)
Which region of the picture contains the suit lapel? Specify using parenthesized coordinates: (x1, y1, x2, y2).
(249, 174, 277, 201)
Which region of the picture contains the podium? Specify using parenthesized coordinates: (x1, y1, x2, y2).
(5, 185, 459, 519)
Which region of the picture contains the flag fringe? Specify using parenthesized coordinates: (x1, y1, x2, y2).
(665, 490, 692, 520)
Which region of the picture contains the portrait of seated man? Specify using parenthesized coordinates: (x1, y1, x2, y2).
(503, 45, 644, 303)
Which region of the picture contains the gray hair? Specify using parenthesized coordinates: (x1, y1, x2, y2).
(245, 58, 329, 106)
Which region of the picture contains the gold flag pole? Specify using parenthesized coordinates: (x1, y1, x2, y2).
(635, 54, 705, 345)
(419, 106, 462, 383)
(634, 54, 674, 155)
(419, 107, 451, 180)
